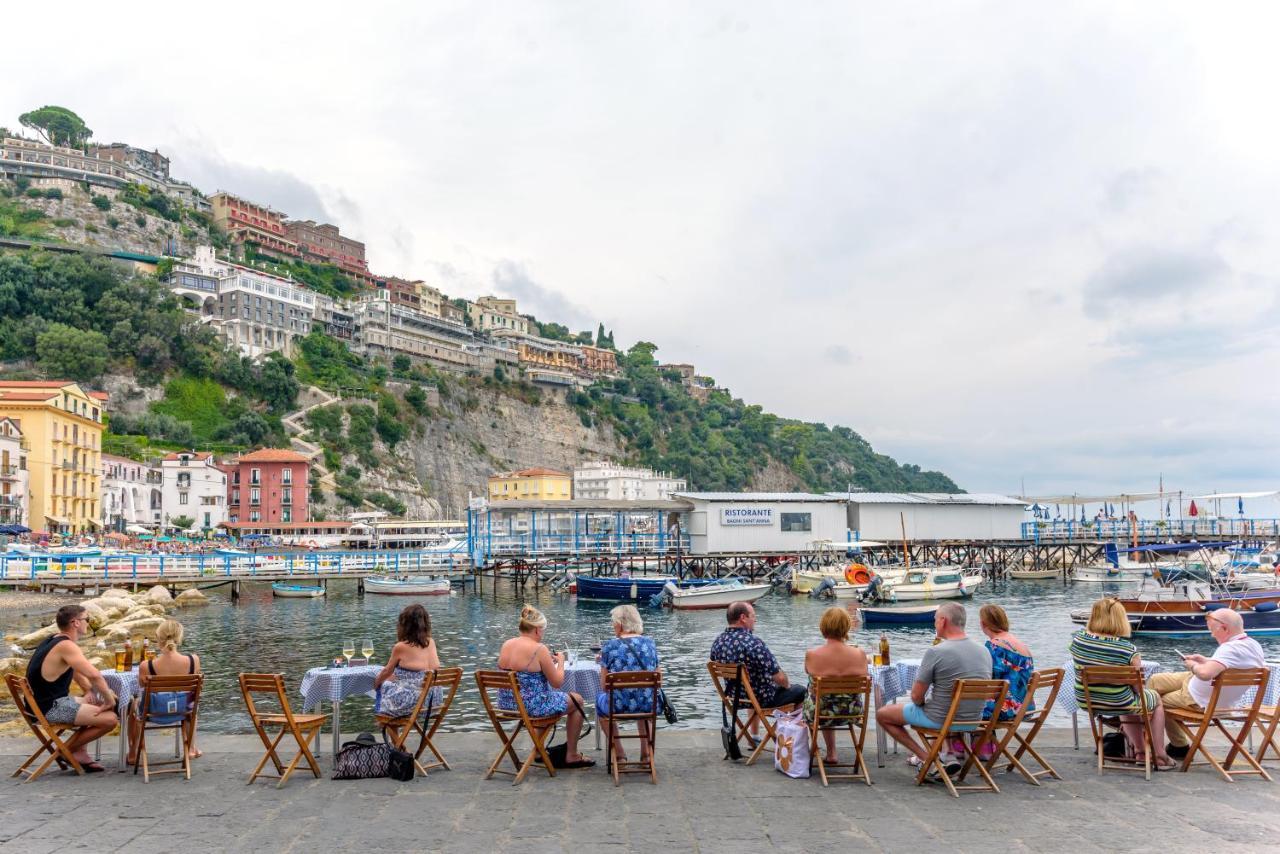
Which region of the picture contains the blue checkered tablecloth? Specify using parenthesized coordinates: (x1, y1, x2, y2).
(99, 667, 140, 715)
(871, 659, 922, 703)
(299, 665, 381, 711)
(563, 660, 602, 704)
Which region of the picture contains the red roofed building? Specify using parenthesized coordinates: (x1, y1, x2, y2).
(223, 448, 310, 524)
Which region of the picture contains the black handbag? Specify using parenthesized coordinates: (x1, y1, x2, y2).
(333, 732, 389, 779)
(658, 689, 678, 725)
(721, 665, 744, 761)
(386, 744, 414, 781)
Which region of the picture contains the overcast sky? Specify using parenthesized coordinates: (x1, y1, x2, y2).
(5, 2, 1278, 504)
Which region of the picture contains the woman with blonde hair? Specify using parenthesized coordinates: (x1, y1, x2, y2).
(597, 604, 661, 763)
(496, 604, 592, 768)
(1069, 597, 1174, 768)
(129, 618, 201, 764)
(803, 607, 868, 764)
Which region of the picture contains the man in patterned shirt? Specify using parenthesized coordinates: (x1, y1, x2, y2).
(710, 601, 805, 713)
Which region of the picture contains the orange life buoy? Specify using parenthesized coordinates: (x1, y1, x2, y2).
(845, 564, 871, 585)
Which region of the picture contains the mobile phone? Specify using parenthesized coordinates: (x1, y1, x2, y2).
(1173, 648, 1187, 659)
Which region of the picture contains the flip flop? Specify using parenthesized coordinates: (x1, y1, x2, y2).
(561, 757, 596, 769)
(82, 761, 107, 773)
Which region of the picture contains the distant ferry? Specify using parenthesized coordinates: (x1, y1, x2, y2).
(343, 520, 467, 550)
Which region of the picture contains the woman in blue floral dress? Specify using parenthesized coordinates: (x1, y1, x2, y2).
(596, 604, 661, 763)
(979, 604, 1035, 721)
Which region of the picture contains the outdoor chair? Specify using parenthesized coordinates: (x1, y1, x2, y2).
(708, 661, 794, 766)
(1166, 667, 1272, 783)
(807, 674, 872, 786)
(376, 667, 462, 776)
(1080, 665, 1157, 781)
(239, 673, 328, 788)
(475, 669, 561, 785)
(602, 669, 661, 786)
(134, 673, 203, 782)
(982, 667, 1065, 785)
(911, 678, 1008, 797)
(1254, 704, 1280, 764)
(5, 674, 85, 782)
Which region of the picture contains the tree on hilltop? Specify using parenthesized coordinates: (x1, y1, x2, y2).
(19, 106, 92, 148)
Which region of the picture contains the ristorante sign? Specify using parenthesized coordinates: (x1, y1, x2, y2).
(719, 507, 774, 526)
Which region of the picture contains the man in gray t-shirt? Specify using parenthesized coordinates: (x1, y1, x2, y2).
(874, 602, 993, 767)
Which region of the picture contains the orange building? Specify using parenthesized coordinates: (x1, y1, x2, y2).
(210, 192, 299, 258)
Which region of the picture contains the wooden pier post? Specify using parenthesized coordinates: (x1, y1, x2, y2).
(231, 580, 241, 602)
(357, 577, 365, 596)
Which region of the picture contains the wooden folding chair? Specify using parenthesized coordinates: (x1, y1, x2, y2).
(807, 675, 872, 786)
(475, 670, 561, 785)
(1080, 665, 1156, 781)
(239, 673, 328, 788)
(603, 670, 660, 786)
(707, 661, 787, 766)
(912, 679, 1007, 797)
(5, 674, 85, 782)
(1254, 705, 1280, 763)
(135, 674, 203, 782)
(984, 668, 1064, 785)
(1166, 667, 1272, 783)
(376, 667, 463, 776)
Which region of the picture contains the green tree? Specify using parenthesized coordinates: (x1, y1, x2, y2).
(404, 384, 428, 415)
(392, 354, 411, 374)
(256, 354, 299, 414)
(169, 515, 195, 531)
(35, 323, 108, 381)
(19, 106, 93, 148)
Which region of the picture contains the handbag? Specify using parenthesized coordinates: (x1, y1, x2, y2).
(721, 664, 744, 761)
(772, 708, 811, 779)
(658, 689, 678, 725)
(332, 732, 390, 780)
(145, 691, 191, 726)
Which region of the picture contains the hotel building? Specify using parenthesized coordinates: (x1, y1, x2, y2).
(223, 448, 309, 524)
(156, 451, 226, 531)
(488, 467, 572, 502)
(0, 417, 29, 529)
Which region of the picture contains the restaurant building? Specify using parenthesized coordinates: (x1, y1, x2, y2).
(223, 448, 310, 524)
(838, 492, 1028, 541)
(675, 492, 849, 554)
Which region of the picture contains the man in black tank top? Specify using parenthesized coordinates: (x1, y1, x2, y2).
(24, 604, 119, 772)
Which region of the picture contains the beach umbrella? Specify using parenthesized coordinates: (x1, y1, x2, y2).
(1166, 500, 1172, 518)
(1189, 500, 1199, 517)
(1239, 497, 1245, 516)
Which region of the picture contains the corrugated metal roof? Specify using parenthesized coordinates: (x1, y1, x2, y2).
(485, 499, 690, 511)
(831, 492, 1027, 507)
(677, 492, 846, 503)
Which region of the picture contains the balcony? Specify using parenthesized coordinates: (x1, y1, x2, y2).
(0, 465, 18, 480)
(60, 461, 74, 470)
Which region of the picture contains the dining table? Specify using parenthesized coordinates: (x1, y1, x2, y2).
(299, 664, 381, 757)
(98, 666, 141, 772)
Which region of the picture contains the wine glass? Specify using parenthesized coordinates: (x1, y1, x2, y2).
(341, 639, 355, 666)
(361, 638, 374, 662)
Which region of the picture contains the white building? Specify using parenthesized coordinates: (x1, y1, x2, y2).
(676, 492, 849, 555)
(100, 453, 150, 532)
(0, 417, 29, 530)
(156, 451, 227, 532)
(837, 493, 1028, 541)
(573, 461, 687, 501)
(468, 296, 529, 335)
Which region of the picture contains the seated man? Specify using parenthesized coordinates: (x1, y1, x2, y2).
(1149, 607, 1265, 760)
(25, 604, 119, 772)
(875, 602, 992, 774)
(710, 601, 806, 728)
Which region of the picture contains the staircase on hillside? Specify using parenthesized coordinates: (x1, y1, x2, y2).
(281, 386, 339, 493)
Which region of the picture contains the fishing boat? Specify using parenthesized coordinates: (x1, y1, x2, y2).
(868, 567, 984, 603)
(364, 576, 451, 596)
(577, 574, 678, 601)
(794, 562, 904, 594)
(859, 604, 939, 625)
(660, 579, 771, 610)
(1008, 567, 1061, 580)
(1071, 564, 1148, 583)
(271, 583, 325, 598)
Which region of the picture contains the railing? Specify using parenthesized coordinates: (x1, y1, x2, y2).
(0, 464, 18, 477)
(472, 532, 691, 564)
(1022, 518, 1280, 541)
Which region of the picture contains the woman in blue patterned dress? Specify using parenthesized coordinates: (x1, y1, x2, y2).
(374, 604, 442, 719)
(496, 604, 593, 768)
(596, 604, 661, 763)
(979, 604, 1035, 722)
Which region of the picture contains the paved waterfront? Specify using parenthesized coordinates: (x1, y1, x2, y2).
(3, 730, 1279, 853)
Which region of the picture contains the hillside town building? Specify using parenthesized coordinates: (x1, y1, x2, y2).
(469, 297, 529, 335)
(100, 453, 149, 532)
(573, 461, 686, 501)
(156, 451, 226, 531)
(284, 219, 372, 284)
(209, 192, 299, 259)
(0, 136, 206, 209)
(222, 448, 309, 524)
(0, 417, 29, 530)
(488, 467, 572, 502)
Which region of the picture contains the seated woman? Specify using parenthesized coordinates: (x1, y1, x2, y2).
(1070, 597, 1174, 769)
(374, 604, 442, 719)
(980, 604, 1034, 721)
(596, 604, 660, 763)
(129, 618, 201, 764)
(496, 604, 592, 768)
(803, 607, 868, 764)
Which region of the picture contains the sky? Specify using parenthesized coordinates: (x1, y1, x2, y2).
(4, 1, 1279, 502)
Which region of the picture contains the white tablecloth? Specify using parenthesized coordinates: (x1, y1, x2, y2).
(299, 665, 381, 711)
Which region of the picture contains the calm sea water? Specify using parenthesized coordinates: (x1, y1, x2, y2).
(37, 577, 1280, 733)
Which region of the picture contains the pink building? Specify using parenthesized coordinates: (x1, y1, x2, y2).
(223, 448, 310, 524)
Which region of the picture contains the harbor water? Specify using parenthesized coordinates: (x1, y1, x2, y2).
(15, 577, 1280, 734)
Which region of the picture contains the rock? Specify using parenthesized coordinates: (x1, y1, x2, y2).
(110, 616, 164, 636)
(145, 585, 172, 605)
(104, 587, 134, 600)
(15, 624, 59, 650)
(82, 602, 109, 630)
(175, 588, 209, 606)
(82, 598, 128, 619)
(0, 656, 26, 677)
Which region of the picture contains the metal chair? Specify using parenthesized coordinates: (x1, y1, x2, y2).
(807, 674, 872, 786)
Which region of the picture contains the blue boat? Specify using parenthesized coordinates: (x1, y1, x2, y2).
(575, 575, 679, 600)
(859, 604, 938, 625)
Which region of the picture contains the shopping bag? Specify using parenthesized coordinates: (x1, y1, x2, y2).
(773, 708, 811, 779)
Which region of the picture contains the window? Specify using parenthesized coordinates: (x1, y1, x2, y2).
(250, 488, 260, 506)
(249, 511, 260, 522)
(232, 488, 240, 504)
(282, 488, 292, 505)
(780, 512, 812, 532)
(177, 473, 191, 487)
(282, 508, 292, 523)
(282, 468, 292, 484)
(179, 492, 189, 505)
(250, 468, 261, 485)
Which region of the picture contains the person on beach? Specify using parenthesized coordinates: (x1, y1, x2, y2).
(496, 604, 593, 768)
(374, 604, 443, 719)
(1147, 607, 1264, 760)
(711, 601, 806, 739)
(596, 604, 660, 764)
(979, 603, 1034, 722)
(129, 618, 202, 765)
(24, 604, 118, 773)
(874, 602, 991, 775)
(1069, 597, 1175, 769)
(803, 607, 868, 764)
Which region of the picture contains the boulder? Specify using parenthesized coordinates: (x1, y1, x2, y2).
(110, 616, 164, 636)
(103, 587, 135, 601)
(81, 602, 109, 630)
(0, 656, 26, 678)
(15, 623, 59, 650)
(81, 598, 128, 620)
(145, 585, 172, 605)
(174, 588, 209, 607)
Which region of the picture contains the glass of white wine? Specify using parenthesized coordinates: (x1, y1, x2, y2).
(361, 638, 374, 662)
(341, 639, 355, 666)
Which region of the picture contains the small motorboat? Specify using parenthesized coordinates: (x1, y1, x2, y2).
(1008, 568, 1061, 580)
(577, 574, 676, 600)
(661, 579, 771, 610)
(271, 583, 325, 598)
(1071, 564, 1147, 583)
(364, 576, 451, 596)
(859, 604, 939, 625)
(870, 567, 984, 602)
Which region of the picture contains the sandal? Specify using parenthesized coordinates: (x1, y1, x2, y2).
(561, 757, 596, 769)
(82, 761, 107, 774)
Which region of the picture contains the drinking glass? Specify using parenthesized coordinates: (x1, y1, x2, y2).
(873, 653, 884, 667)
(114, 648, 126, 672)
(361, 639, 374, 661)
(342, 639, 355, 665)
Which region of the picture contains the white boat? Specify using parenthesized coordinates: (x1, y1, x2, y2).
(873, 567, 984, 602)
(1008, 568, 1061, 580)
(364, 576, 451, 596)
(271, 583, 325, 598)
(661, 579, 771, 610)
(1072, 564, 1148, 584)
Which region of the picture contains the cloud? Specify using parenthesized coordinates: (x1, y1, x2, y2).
(167, 138, 342, 224)
(1083, 246, 1229, 319)
(823, 345, 856, 365)
(1103, 167, 1162, 212)
(491, 260, 594, 330)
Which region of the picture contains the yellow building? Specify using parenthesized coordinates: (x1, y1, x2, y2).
(487, 467, 572, 502)
(0, 381, 107, 535)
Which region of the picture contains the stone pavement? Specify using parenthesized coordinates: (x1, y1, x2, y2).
(2, 729, 1279, 853)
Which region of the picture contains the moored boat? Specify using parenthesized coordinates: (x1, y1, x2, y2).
(271, 583, 325, 598)
(661, 579, 770, 610)
(577, 574, 677, 601)
(364, 576, 451, 596)
(1008, 568, 1061, 580)
(869, 567, 983, 602)
(1071, 564, 1148, 583)
(859, 604, 939, 625)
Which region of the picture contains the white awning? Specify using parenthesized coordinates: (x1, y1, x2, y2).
(1191, 491, 1279, 500)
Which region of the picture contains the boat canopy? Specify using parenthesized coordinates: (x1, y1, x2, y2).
(1122, 541, 1236, 554)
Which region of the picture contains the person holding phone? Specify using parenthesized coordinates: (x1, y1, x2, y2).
(1148, 607, 1265, 760)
